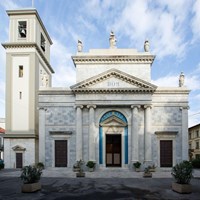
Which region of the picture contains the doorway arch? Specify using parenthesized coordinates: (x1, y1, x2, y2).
(99, 111, 128, 166)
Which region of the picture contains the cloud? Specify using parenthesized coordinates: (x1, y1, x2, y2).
(152, 73, 200, 91)
(0, 0, 20, 10)
(152, 75, 178, 87)
(191, 0, 200, 42)
(51, 38, 76, 87)
(108, 0, 191, 59)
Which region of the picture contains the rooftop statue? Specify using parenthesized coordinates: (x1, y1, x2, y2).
(77, 40, 83, 52)
(144, 39, 150, 52)
(179, 72, 185, 87)
(109, 31, 117, 48)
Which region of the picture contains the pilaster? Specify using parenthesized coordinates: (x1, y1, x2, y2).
(38, 107, 47, 164)
(87, 105, 96, 161)
(76, 105, 83, 161)
(144, 105, 152, 163)
(180, 106, 189, 160)
(131, 105, 140, 162)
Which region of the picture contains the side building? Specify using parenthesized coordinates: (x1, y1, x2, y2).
(189, 124, 200, 160)
(2, 8, 190, 169)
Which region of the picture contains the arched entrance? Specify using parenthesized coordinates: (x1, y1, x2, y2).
(99, 111, 128, 167)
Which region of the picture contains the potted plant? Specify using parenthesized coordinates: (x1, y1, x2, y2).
(76, 160, 85, 177)
(148, 164, 156, 172)
(143, 167, 152, 178)
(73, 161, 80, 172)
(36, 162, 45, 170)
(171, 160, 193, 194)
(20, 165, 43, 192)
(86, 161, 96, 172)
(133, 161, 141, 172)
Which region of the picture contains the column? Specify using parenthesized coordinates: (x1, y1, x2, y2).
(76, 105, 83, 161)
(144, 105, 152, 162)
(131, 105, 140, 162)
(87, 105, 96, 161)
(181, 106, 189, 160)
(39, 107, 46, 164)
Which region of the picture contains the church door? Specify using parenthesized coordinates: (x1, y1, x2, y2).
(106, 134, 121, 167)
(16, 153, 23, 168)
(55, 140, 67, 167)
(160, 140, 173, 167)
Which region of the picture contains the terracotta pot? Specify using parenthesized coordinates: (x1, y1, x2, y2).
(143, 172, 152, 178)
(21, 182, 41, 193)
(76, 172, 85, 177)
(135, 168, 140, 172)
(172, 182, 192, 194)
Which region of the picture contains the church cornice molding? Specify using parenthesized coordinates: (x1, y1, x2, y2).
(2, 42, 54, 73)
(71, 88, 155, 94)
(71, 68, 157, 93)
(72, 55, 155, 65)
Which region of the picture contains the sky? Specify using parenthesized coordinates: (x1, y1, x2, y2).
(0, 0, 200, 127)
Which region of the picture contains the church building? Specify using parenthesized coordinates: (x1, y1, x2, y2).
(2, 8, 190, 169)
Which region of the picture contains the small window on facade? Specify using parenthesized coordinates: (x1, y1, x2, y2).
(196, 141, 199, 149)
(18, 21, 27, 38)
(19, 92, 22, 99)
(19, 65, 23, 77)
(196, 130, 199, 138)
(41, 33, 46, 52)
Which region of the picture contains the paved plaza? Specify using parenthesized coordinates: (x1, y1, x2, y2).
(0, 168, 200, 200)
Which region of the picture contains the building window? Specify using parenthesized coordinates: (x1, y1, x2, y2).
(196, 141, 199, 149)
(41, 33, 45, 52)
(18, 21, 27, 38)
(189, 132, 191, 140)
(19, 92, 22, 99)
(196, 154, 200, 159)
(19, 65, 23, 77)
(196, 130, 199, 138)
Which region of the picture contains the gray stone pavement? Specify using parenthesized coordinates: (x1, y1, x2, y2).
(0, 168, 200, 200)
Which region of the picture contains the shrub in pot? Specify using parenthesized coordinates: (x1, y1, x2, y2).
(171, 160, 193, 194)
(20, 165, 43, 192)
(143, 167, 152, 178)
(36, 162, 45, 170)
(133, 161, 141, 172)
(75, 160, 85, 177)
(86, 161, 96, 172)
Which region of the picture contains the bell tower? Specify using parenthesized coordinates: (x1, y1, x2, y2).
(2, 9, 54, 168)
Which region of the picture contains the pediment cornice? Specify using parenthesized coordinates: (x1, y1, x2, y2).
(70, 68, 157, 94)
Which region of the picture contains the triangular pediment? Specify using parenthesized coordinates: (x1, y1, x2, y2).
(12, 145, 26, 151)
(100, 116, 127, 127)
(70, 69, 157, 93)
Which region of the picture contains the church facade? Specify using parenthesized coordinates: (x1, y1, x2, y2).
(2, 8, 190, 169)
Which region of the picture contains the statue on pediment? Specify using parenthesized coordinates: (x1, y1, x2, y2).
(179, 72, 184, 87)
(109, 31, 117, 48)
(77, 40, 83, 52)
(144, 39, 150, 52)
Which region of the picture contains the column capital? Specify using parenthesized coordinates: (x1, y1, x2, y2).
(144, 105, 152, 109)
(38, 107, 47, 111)
(87, 105, 96, 109)
(131, 105, 141, 109)
(180, 106, 190, 110)
(75, 105, 84, 109)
